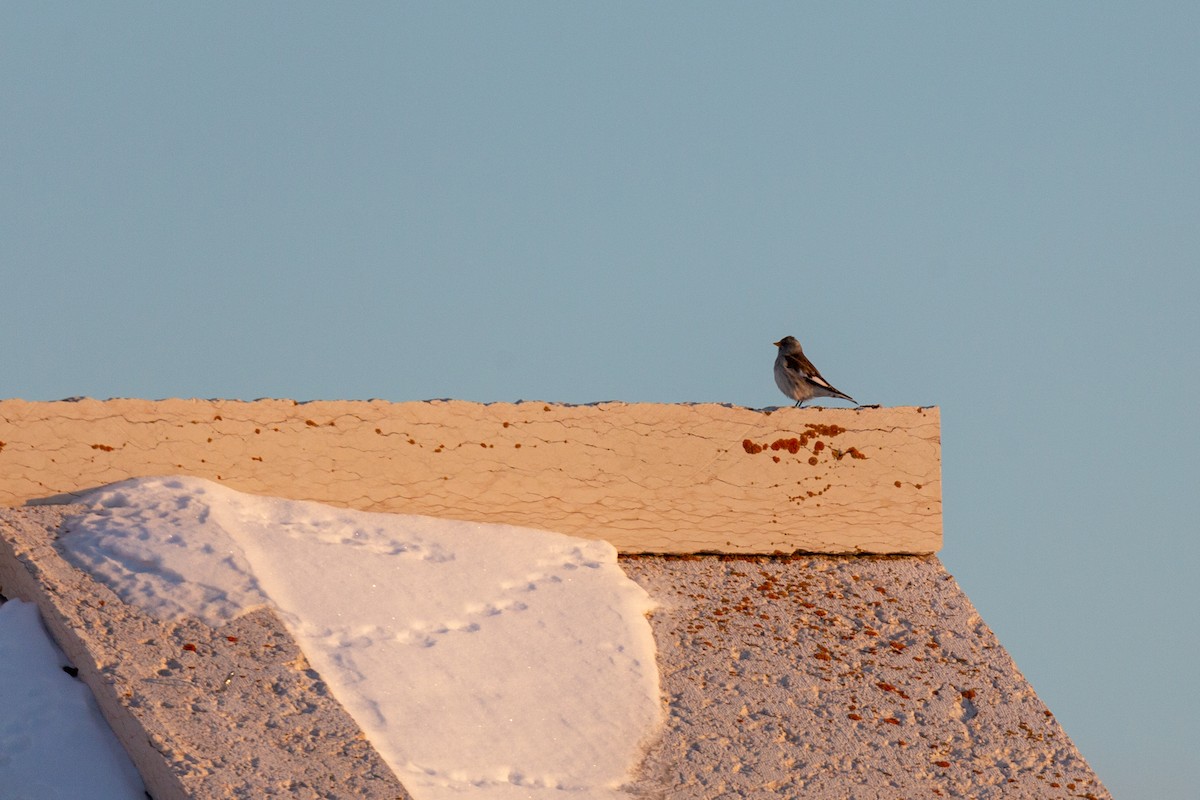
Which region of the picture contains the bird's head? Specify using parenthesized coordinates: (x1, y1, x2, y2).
(773, 336, 802, 353)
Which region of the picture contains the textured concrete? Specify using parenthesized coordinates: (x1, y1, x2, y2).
(1, 508, 1109, 800)
(0, 506, 411, 800)
(621, 555, 1111, 800)
(0, 399, 941, 554)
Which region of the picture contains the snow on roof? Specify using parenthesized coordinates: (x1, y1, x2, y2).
(54, 476, 662, 800)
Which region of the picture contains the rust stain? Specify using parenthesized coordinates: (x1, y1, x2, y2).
(877, 681, 910, 699)
(805, 423, 845, 437)
(90, 443, 115, 452)
(741, 427, 867, 467)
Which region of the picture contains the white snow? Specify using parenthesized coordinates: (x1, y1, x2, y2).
(0, 598, 146, 799)
(4, 476, 662, 799)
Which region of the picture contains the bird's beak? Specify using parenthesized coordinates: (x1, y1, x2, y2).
(772, 340, 781, 347)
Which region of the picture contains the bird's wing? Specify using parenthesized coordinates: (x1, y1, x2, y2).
(785, 352, 853, 399)
(784, 352, 832, 388)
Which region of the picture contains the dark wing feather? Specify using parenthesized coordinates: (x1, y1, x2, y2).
(785, 352, 853, 400)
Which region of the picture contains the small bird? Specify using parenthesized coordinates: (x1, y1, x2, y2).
(773, 336, 856, 407)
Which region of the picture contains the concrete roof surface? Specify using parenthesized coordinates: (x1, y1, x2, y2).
(1, 507, 1109, 799)
(622, 554, 1109, 799)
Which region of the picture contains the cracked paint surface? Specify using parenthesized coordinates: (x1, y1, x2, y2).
(0, 398, 940, 554)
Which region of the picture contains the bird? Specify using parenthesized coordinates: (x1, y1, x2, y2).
(773, 336, 856, 407)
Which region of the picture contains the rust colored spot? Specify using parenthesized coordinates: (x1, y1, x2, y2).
(813, 440, 824, 452)
(408, 438, 416, 444)
(90, 444, 115, 452)
(915, 483, 923, 489)
(877, 681, 910, 699)
(804, 423, 845, 438)
(182, 643, 197, 652)
(254, 428, 261, 434)
(808, 456, 818, 466)
(480, 442, 488, 448)
(226, 636, 239, 643)
(847, 713, 862, 721)
(772, 455, 780, 463)
(543, 405, 551, 411)
(213, 414, 222, 421)
(503, 421, 510, 428)
(935, 760, 951, 769)
(961, 689, 976, 699)
(0, 441, 7, 451)
(251, 456, 263, 462)
(894, 481, 902, 488)
(742, 439, 763, 454)
(375, 428, 382, 434)
(305, 419, 318, 427)
(889, 641, 907, 652)
(883, 717, 900, 725)
(515, 443, 522, 448)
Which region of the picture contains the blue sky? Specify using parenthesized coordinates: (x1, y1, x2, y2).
(3, 4, 1197, 797)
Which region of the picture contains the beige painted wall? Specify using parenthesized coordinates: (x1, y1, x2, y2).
(0, 399, 940, 553)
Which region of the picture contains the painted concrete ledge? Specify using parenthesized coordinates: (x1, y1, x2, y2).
(0, 507, 1111, 800)
(0, 398, 940, 554)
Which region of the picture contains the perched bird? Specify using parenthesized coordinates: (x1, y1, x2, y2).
(773, 336, 856, 407)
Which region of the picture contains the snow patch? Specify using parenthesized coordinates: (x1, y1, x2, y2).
(0, 599, 146, 799)
(58, 476, 662, 799)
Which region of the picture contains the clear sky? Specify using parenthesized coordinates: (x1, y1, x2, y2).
(3, 4, 1197, 797)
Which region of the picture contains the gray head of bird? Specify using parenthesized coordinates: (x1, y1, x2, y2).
(773, 336, 802, 354)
